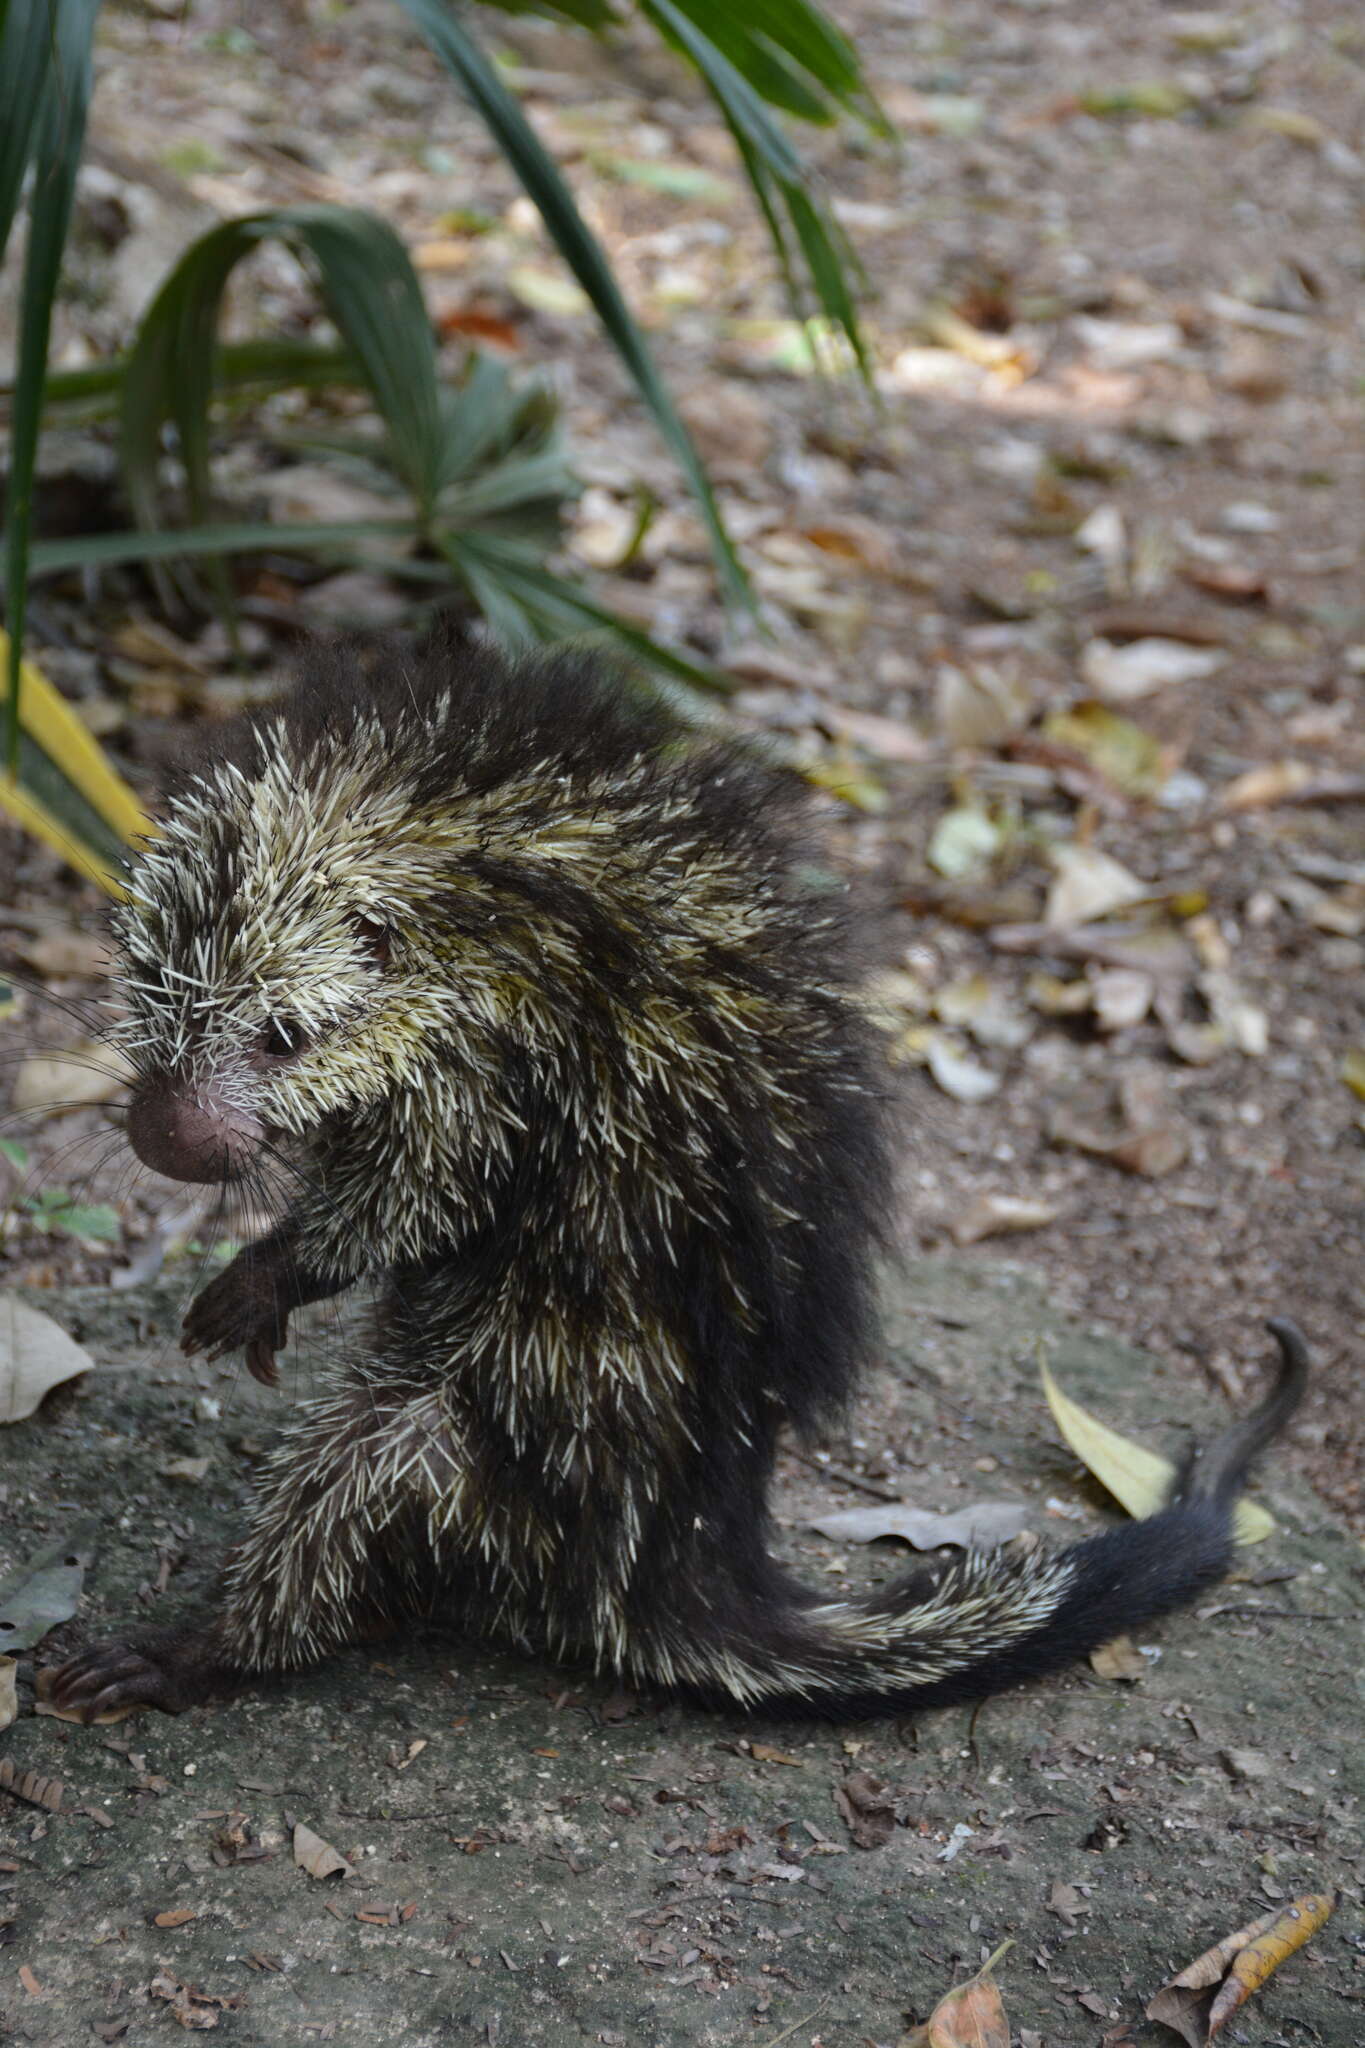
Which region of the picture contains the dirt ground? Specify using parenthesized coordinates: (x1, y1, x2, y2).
(0, 0, 1363, 2040)
(1, 1259, 1360, 2046)
(2, 0, 1362, 1522)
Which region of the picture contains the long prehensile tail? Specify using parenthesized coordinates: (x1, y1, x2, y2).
(678, 1320, 1308, 1719)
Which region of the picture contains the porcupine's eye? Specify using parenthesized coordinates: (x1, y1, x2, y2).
(259, 1016, 310, 1059)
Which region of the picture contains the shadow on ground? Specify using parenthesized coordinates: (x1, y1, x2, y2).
(1, 1260, 1358, 2045)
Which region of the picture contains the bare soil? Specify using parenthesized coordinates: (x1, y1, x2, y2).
(0, 1, 1363, 2040)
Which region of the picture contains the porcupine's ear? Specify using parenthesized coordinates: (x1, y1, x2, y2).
(353, 916, 393, 970)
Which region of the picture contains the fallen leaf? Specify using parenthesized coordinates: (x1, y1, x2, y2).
(834, 1769, 897, 1849)
(932, 975, 1033, 1049)
(153, 1908, 198, 1929)
(505, 265, 591, 318)
(925, 1034, 1001, 1103)
(1048, 1880, 1091, 1928)
(292, 1823, 353, 1880)
(949, 1193, 1061, 1245)
(928, 802, 1002, 880)
(1090, 1634, 1148, 1682)
(0, 1657, 15, 1733)
(0, 1517, 98, 1650)
(1181, 561, 1268, 601)
(1090, 967, 1155, 1031)
(811, 1502, 1031, 1550)
(1146, 1893, 1336, 2045)
(0, 1297, 94, 1423)
(1208, 1893, 1337, 2036)
(1074, 317, 1184, 370)
(1080, 637, 1225, 703)
(0, 1760, 64, 1811)
(1341, 1049, 1365, 1102)
(801, 748, 889, 814)
(1216, 759, 1314, 811)
(10, 1041, 131, 1113)
(1046, 845, 1148, 926)
(1105, 1123, 1189, 1176)
(936, 664, 1032, 747)
(1041, 703, 1170, 798)
(1039, 1358, 1273, 1543)
(1075, 502, 1126, 573)
(817, 703, 930, 763)
(160, 1456, 211, 1482)
(901, 1940, 1012, 2047)
(1220, 1747, 1271, 1783)
(748, 1743, 803, 1767)
(19, 1966, 42, 1997)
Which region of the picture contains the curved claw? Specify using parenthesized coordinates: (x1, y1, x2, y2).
(245, 1338, 281, 1388)
(44, 1628, 242, 1720)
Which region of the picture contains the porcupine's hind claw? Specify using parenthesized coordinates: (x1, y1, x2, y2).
(44, 1627, 245, 1719)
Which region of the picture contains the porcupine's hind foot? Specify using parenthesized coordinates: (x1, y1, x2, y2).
(50, 1375, 471, 1718)
(45, 1625, 246, 1719)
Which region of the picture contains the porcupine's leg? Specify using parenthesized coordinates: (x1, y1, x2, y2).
(47, 1372, 469, 1718)
(180, 1220, 351, 1387)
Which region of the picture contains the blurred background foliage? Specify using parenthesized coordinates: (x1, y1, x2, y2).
(0, 0, 885, 886)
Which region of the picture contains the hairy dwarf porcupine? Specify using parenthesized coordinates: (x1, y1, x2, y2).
(50, 643, 1306, 1720)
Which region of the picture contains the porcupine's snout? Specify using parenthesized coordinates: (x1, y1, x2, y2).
(127, 1076, 264, 1184)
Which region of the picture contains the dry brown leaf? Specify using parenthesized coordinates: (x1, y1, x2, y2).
(1089, 1634, 1148, 1682)
(1049, 1106, 1189, 1178)
(833, 1769, 897, 1850)
(949, 1193, 1061, 1245)
(18, 1965, 42, 1997)
(901, 1941, 1012, 2048)
(748, 1743, 804, 1767)
(292, 1822, 353, 1880)
(1145, 1893, 1336, 2044)
(0, 1759, 64, 1811)
(153, 1908, 198, 1929)
(1181, 562, 1268, 601)
(160, 1457, 211, 1482)
(10, 1041, 131, 1114)
(816, 703, 931, 763)
(1047, 1880, 1090, 1928)
(0, 1297, 95, 1423)
(936, 663, 1032, 748)
(1216, 760, 1314, 812)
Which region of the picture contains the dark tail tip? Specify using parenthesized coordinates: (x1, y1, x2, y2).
(1182, 1317, 1310, 1507)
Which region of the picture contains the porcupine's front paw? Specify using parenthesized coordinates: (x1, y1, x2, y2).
(182, 1253, 289, 1387)
(44, 1626, 245, 1720)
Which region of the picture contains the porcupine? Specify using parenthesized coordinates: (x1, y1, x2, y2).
(49, 641, 1307, 1721)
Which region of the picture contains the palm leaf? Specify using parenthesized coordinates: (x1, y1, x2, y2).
(2, 0, 101, 768)
(393, 0, 750, 611)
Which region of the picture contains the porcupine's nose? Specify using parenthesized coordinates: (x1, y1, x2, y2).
(127, 1076, 264, 1184)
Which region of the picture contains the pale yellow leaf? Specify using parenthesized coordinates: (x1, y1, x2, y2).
(0, 1296, 94, 1423)
(1039, 1358, 1273, 1541)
